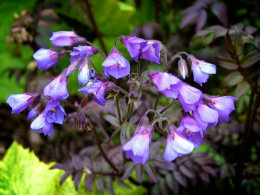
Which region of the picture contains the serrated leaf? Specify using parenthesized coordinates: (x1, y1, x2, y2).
(234, 81, 250, 99)
(135, 164, 144, 184)
(179, 165, 196, 179)
(122, 162, 135, 180)
(165, 174, 179, 193)
(172, 171, 187, 187)
(104, 176, 115, 195)
(211, 2, 228, 27)
(144, 164, 158, 183)
(241, 50, 260, 68)
(216, 56, 238, 70)
(222, 72, 243, 87)
(103, 114, 120, 127)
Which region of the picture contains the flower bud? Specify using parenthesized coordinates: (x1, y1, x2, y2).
(50, 31, 86, 47)
(178, 59, 188, 79)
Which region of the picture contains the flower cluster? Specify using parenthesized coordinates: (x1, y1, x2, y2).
(6, 31, 236, 165)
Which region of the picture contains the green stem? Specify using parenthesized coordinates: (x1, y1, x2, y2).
(159, 99, 176, 114)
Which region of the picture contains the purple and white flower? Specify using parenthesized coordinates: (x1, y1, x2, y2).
(78, 81, 115, 106)
(30, 100, 66, 136)
(122, 118, 153, 164)
(43, 75, 69, 100)
(151, 72, 183, 99)
(164, 124, 194, 162)
(6, 93, 40, 114)
(27, 103, 41, 120)
(205, 95, 236, 122)
(70, 45, 98, 63)
(102, 47, 130, 79)
(50, 31, 86, 47)
(33, 48, 66, 70)
(176, 111, 203, 147)
(193, 103, 219, 131)
(141, 42, 160, 64)
(120, 36, 147, 62)
(188, 55, 216, 86)
(177, 83, 203, 112)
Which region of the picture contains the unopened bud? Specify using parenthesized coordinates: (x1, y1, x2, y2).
(178, 59, 188, 79)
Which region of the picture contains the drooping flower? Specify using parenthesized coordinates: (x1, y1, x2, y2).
(141, 42, 160, 64)
(177, 83, 203, 112)
(205, 95, 236, 122)
(102, 47, 130, 79)
(30, 100, 66, 136)
(176, 111, 203, 147)
(164, 124, 194, 162)
(188, 55, 216, 86)
(33, 48, 66, 70)
(50, 31, 86, 47)
(78, 81, 115, 106)
(120, 36, 147, 62)
(178, 59, 188, 79)
(43, 75, 69, 100)
(6, 93, 40, 114)
(151, 72, 183, 99)
(70, 45, 98, 63)
(122, 117, 153, 164)
(193, 104, 219, 131)
(77, 57, 91, 85)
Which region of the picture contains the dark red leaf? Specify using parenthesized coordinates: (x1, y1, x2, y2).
(159, 179, 168, 195)
(144, 164, 158, 183)
(104, 176, 115, 195)
(95, 176, 104, 193)
(60, 170, 73, 185)
(173, 171, 187, 187)
(196, 9, 207, 32)
(85, 174, 95, 191)
(234, 81, 250, 99)
(222, 72, 243, 87)
(122, 162, 135, 180)
(211, 2, 228, 27)
(241, 50, 260, 68)
(199, 172, 210, 182)
(216, 56, 238, 70)
(135, 164, 144, 184)
(181, 11, 200, 29)
(179, 165, 196, 179)
(166, 174, 179, 193)
(73, 171, 83, 190)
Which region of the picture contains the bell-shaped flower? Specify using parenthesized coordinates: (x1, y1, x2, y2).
(70, 45, 98, 63)
(193, 104, 219, 131)
(102, 47, 130, 79)
(151, 72, 183, 99)
(176, 111, 203, 147)
(50, 31, 86, 47)
(206, 95, 236, 122)
(164, 124, 194, 162)
(141, 42, 160, 64)
(6, 93, 40, 114)
(30, 100, 66, 136)
(188, 55, 216, 86)
(177, 83, 203, 112)
(30, 113, 54, 136)
(120, 36, 147, 62)
(77, 57, 91, 85)
(122, 118, 153, 164)
(78, 81, 114, 106)
(33, 48, 66, 70)
(43, 75, 69, 100)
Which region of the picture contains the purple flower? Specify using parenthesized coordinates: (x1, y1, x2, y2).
(206, 95, 236, 122)
(78, 64, 90, 85)
(151, 72, 183, 99)
(120, 36, 147, 62)
(177, 83, 203, 112)
(78, 81, 114, 106)
(193, 104, 219, 131)
(164, 124, 194, 162)
(189, 55, 216, 86)
(30, 113, 53, 136)
(122, 118, 153, 164)
(43, 75, 69, 100)
(178, 59, 188, 79)
(70, 45, 98, 63)
(6, 93, 40, 114)
(33, 48, 66, 70)
(102, 47, 130, 79)
(30, 100, 66, 136)
(176, 111, 203, 147)
(50, 31, 86, 47)
(141, 42, 160, 64)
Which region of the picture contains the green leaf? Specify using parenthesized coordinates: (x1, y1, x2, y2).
(216, 56, 238, 70)
(234, 81, 251, 99)
(0, 141, 147, 195)
(241, 50, 260, 68)
(222, 72, 243, 87)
